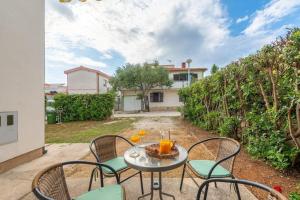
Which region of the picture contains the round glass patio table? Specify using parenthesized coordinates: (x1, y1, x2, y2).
(124, 143, 188, 200)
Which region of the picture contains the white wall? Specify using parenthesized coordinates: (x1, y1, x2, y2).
(98, 76, 110, 94)
(168, 71, 205, 89)
(149, 90, 183, 108)
(0, 0, 45, 162)
(68, 70, 98, 94)
(122, 90, 182, 111)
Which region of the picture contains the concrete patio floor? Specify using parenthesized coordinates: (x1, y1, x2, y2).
(0, 143, 90, 200)
(1, 141, 258, 200)
(1, 117, 258, 200)
(22, 176, 257, 200)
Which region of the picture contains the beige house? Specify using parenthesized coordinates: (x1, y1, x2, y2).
(121, 63, 207, 112)
(44, 83, 67, 100)
(0, 0, 45, 173)
(64, 66, 111, 94)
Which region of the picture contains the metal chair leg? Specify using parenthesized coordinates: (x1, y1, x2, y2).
(234, 182, 241, 200)
(139, 171, 144, 194)
(214, 182, 218, 188)
(203, 183, 209, 200)
(180, 163, 186, 191)
(88, 167, 98, 191)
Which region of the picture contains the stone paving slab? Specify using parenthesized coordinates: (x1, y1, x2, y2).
(0, 143, 90, 200)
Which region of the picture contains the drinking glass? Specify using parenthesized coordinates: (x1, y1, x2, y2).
(138, 130, 146, 143)
(130, 135, 140, 158)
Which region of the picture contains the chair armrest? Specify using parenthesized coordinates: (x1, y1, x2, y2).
(89, 142, 100, 162)
(115, 135, 134, 146)
(197, 178, 288, 200)
(32, 188, 54, 200)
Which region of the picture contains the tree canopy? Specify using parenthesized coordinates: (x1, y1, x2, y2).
(110, 62, 172, 111)
(211, 64, 219, 74)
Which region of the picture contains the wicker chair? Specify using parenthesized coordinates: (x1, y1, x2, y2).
(196, 178, 287, 200)
(32, 160, 125, 200)
(89, 135, 144, 194)
(180, 137, 241, 198)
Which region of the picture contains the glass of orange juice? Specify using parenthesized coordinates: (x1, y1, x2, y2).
(159, 139, 172, 154)
(138, 130, 146, 143)
(138, 130, 146, 136)
(130, 135, 140, 158)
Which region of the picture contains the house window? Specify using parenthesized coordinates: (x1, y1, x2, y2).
(7, 115, 14, 126)
(191, 73, 198, 80)
(150, 92, 164, 102)
(173, 73, 198, 81)
(50, 91, 57, 95)
(173, 73, 187, 81)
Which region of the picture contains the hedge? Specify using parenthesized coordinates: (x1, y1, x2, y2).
(179, 28, 300, 170)
(53, 93, 115, 122)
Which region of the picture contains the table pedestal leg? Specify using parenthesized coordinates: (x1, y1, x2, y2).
(138, 172, 175, 200)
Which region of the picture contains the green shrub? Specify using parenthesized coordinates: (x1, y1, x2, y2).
(246, 131, 298, 170)
(244, 112, 299, 169)
(218, 116, 240, 137)
(203, 111, 221, 130)
(290, 192, 300, 200)
(54, 93, 115, 122)
(178, 28, 300, 170)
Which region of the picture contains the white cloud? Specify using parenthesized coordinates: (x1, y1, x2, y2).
(244, 0, 300, 35)
(47, 49, 106, 69)
(46, 0, 228, 64)
(236, 15, 249, 24)
(45, 0, 300, 83)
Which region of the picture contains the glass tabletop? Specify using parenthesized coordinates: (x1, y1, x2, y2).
(124, 143, 188, 172)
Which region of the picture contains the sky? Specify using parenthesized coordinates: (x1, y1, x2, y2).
(45, 0, 300, 84)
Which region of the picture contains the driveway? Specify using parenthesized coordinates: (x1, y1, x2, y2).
(113, 111, 181, 118)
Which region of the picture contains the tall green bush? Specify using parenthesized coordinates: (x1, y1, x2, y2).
(54, 93, 115, 122)
(179, 28, 300, 170)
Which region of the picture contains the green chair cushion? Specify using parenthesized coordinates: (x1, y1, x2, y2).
(102, 157, 128, 174)
(76, 185, 123, 200)
(188, 160, 231, 178)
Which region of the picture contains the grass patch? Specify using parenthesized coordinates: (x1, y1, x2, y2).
(46, 119, 135, 143)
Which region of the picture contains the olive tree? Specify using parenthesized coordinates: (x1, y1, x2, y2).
(110, 62, 172, 111)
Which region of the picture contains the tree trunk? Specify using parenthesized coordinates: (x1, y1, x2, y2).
(258, 81, 270, 110)
(223, 78, 230, 117)
(235, 79, 245, 117)
(286, 129, 300, 141)
(144, 95, 150, 112)
(204, 96, 210, 114)
(288, 101, 300, 148)
(295, 67, 300, 130)
(267, 67, 278, 112)
(140, 95, 144, 111)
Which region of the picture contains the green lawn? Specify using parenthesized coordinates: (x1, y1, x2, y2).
(45, 119, 135, 143)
